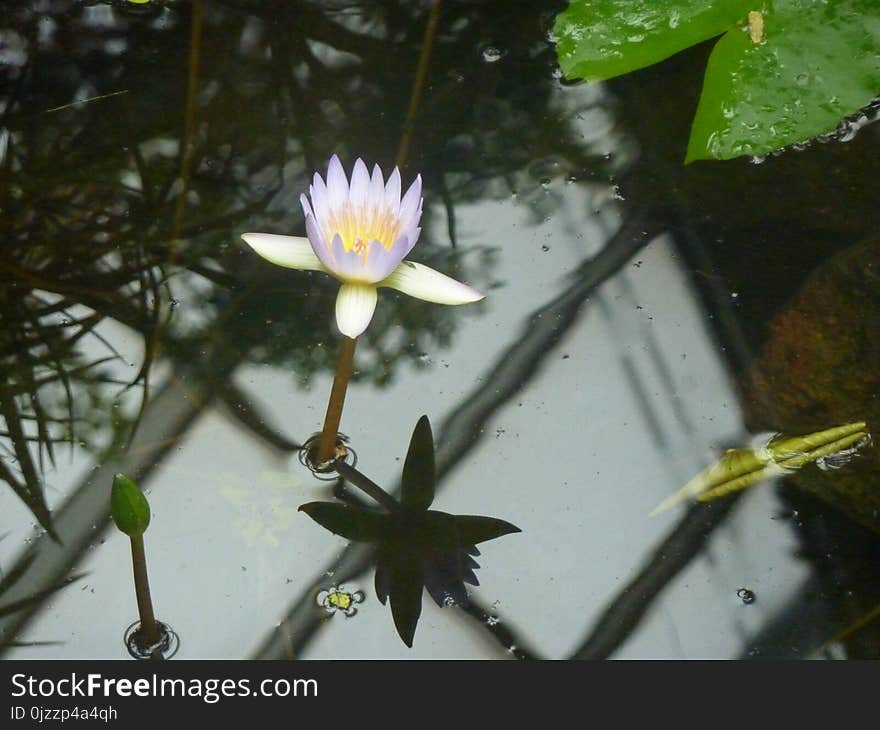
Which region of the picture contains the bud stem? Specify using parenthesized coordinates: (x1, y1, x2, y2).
(129, 534, 161, 650)
(335, 461, 400, 513)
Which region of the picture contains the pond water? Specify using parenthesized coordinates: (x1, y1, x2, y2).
(1, 0, 878, 659)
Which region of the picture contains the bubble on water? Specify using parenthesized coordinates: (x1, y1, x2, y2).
(298, 432, 357, 479)
(737, 588, 756, 604)
(124, 620, 179, 660)
(317, 586, 365, 617)
(481, 46, 504, 63)
(486, 615, 500, 626)
(541, 245, 550, 252)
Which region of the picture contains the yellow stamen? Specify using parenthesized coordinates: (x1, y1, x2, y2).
(325, 203, 399, 253)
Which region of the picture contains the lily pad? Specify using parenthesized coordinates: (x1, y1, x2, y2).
(688, 0, 880, 161)
(554, 0, 750, 81)
(554, 0, 880, 161)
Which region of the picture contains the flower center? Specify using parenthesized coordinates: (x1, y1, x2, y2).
(326, 203, 399, 255)
(352, 237, 369, 255)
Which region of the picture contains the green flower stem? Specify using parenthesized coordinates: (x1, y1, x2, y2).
(129, 534, 161, 649)
(317, 336, 357, 464)
(335, 461, 401, 513)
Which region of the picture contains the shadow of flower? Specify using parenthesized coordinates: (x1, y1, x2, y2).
(299, 415, 520, 647)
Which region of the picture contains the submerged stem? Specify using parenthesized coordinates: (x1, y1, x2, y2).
(317, 336, 357, 463)
(335, 462, 400, 513)
(129, 534, 160, 649)
(396, 0, 442, 168)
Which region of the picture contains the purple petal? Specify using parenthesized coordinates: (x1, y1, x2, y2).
(328, 233, 364, 280)
(349, 158, 370, 208)
(401, 227, 421, 258)
(399, 199, 423, 237)
(299, 193, 313, 220)
(398, 174, 423, 230)
(384, 167, 401, 212)
(305, 214, 334, 271)
(325, 155, 348, 211)
(362, 237, 409, 282)
(368, 164, 385, 208)
(310, 173, 330, 228)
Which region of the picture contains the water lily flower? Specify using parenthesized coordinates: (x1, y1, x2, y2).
(242, 155, 484, 338)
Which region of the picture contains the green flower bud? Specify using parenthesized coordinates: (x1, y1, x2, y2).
(111, 473, 151, 537)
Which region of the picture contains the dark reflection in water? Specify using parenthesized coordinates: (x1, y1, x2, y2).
(0, 0, 878, 658)
(301, 416, 520, 647)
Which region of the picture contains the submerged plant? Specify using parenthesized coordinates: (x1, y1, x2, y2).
(653, 422, 870, 513)
(299, 416, 520, 647)
(0, 534, 84, 650)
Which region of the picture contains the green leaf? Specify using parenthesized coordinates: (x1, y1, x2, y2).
(110, 473, 151, 537)
(554, 0, 751, 81)
(687, 0, 880, 161)
(400, 415, 436, 512)
(298, 501, 387, 542)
